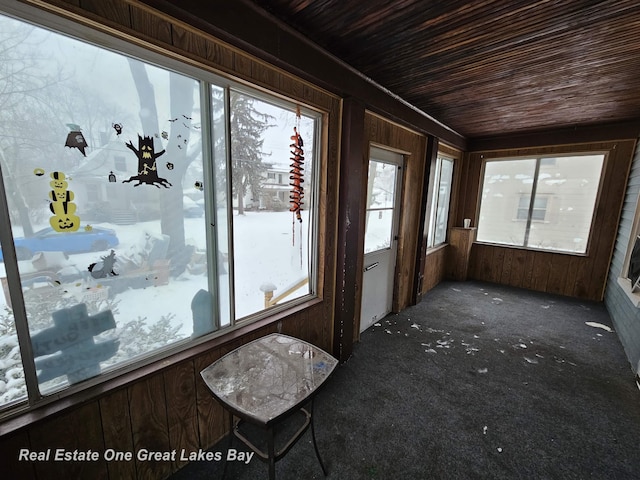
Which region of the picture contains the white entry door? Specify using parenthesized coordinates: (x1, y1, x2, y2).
(360, 147, 403, 332)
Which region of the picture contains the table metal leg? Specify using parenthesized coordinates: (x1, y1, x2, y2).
(310, 399, 328, 476)
(222, 413, 234, 480)
(268, 427, 276, 480)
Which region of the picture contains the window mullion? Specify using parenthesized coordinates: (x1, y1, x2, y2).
(433, 158, 443, 228)
(223, 87, 237, 325)
(200, 81, 221, 328)
(0, 157, 41, 405)
(524, 158, 542, 247)
(427, 158, 442, 247)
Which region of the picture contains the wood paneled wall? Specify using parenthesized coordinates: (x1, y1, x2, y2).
(1, 1, 342, 478)
(0, 304, 336, 480)
(457, 140, 636, 301)
(421, 246, 448, 293)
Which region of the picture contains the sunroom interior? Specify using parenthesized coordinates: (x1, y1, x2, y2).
(1, 1, 640, 479)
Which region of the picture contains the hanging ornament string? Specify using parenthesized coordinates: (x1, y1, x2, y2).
(289, 106, 305, 267)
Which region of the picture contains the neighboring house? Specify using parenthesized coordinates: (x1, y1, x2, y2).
(71, 135, 166, 224)
(259, 167, 291, 210)
(477, 156, 603, 253)
(233, 166, 292, 211)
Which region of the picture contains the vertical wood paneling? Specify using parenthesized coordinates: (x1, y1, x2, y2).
(422, 246, 448, 293)
(100, 389, 136, 480)
(415, 136, 439, 302)
(491, 248, 505, 284)
(80, 0, 132, 28)
(508, 249, 527, 288)
(531, 252, 552, 292)
(128, 375, 172, 480)
(251, 58, 280, 90)
(522, 250, 536, 289)
(280, 309, 309, 340)
(163, 361, 199, 471)
(30, 402, 108, 480)
(130, 5, 172, 44)
(500, 248, 513, 285)
(334, 98, 365, 351)
(171, 24, 209, 59)
(193, 348, 226, 450)
(0, 430, 36, 479)
(546, 254, 571, 295)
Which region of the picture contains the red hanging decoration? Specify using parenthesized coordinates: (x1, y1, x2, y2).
(289, 126, 305, 223)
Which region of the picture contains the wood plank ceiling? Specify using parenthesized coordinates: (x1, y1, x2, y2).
(248, 0, 640, 139)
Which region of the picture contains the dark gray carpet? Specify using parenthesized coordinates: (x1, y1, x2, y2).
(169, 280, 640, 480)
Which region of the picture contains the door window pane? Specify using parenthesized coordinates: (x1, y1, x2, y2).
(364, 160, 398, 254)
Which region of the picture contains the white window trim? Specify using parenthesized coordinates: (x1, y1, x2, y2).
(426, 154, 455, 249)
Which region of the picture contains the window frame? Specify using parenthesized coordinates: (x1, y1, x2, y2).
(426, 154, 455, 249)
(225, 84, 322, 323)
(618, 190, 640, 307)
(0, 3, 326, 418)
(475, 152, 608, 255)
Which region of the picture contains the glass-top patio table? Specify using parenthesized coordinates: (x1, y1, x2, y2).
(200, 333, 338, 479)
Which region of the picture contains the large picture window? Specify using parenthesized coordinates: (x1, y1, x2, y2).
(476, 154, 605, 253)
(0, 11, 321, 411)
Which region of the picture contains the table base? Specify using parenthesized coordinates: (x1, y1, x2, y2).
(222, 399, 327, 480)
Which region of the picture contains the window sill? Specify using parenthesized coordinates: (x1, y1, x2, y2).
(474, 240, 588, 257)
(426, 243, 448, 254)
(616, 277, 640, 307)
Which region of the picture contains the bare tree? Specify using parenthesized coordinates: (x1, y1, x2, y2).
(0, 21, 66, 236)
(127, 61, 199, 270)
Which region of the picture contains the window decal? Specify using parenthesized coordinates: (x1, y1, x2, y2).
(33, 303, 119, 384)
(49, 171, 80, 232)
(123, 134, 171, 188)
(64, 123, 89, 156)
(88, 250, 118, 279)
